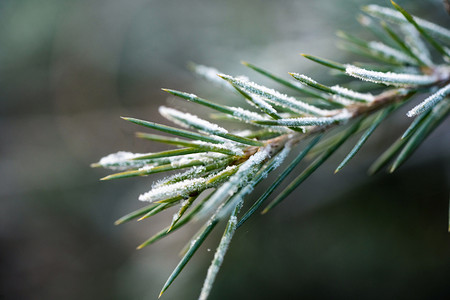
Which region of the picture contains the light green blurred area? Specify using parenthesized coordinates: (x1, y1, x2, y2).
(1, 0, 449, 299)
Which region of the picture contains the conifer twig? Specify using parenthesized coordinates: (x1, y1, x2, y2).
(92, 3, 450, 299)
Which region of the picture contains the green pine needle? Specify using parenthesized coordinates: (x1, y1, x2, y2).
(167, 196, 197, 232)
(401, 110, 431, 140)
(241, 61, 330, 100)
(133, 148, 207, 160)
(122, 117, 226, 144)
(136, 132, 244, 156)
(138, 202, 178, 222)
(380, 21, 427, 66)
(163, 89, 233, 114)
(263, 119, 362, 214)
(137, 194, 212, 249)
(101, 159, 221, 181)
(199, 201, 241, 300)
(290, 72, 375, 102)
(301, 53, 346, 71)
(238, 134, 322, 227)
(159, 213, 220, 298)
(335, 106, 394, 173)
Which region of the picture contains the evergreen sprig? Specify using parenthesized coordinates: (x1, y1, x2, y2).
(92, 2, 450, 299)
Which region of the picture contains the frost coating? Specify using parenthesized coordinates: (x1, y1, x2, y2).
(220, 74, 328, 116)
(185, 93, 198, 100)
(331, 95, 359, 106)
(199, 146, 272, 216)
(139, 177, 206, 202)
(152, 166, 207, 189)
(228, 106, 266, 121)
(291, 73, 374, 103)
(199, 143, 290, 299)
(250, 94, 279, 115)
(192, 64, 250, 91)
(193, 141, 244, 156)
(231, 129, 253, 137)
(260, 109, 352, 127)
(199, 205, 240, 300)
(330, 85, 375, 102)
(171, 198, 194, 226)
(98, 151, 148, 170)
(99, 151, 140, 164)
(219, 142, 292, 219)
(346, 65, 438, 87)
(137, 164, 155, 172)
(139, 166, 237, 202)
(368, 41, 416, 65)
(407, 83, 450, 117)
(168, 152, 228, 168)
(295, 74, 318, 85)
(269, 142, 291, 170)
(192, 64, 232, 90)
(159, 106, 229, 134)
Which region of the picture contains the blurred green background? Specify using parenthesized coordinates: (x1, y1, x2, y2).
(1, 0, 449, 299)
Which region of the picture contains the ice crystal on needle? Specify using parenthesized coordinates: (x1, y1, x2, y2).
(97, 151, 148, 170)
(219, 74, 329, 116)
(159, 106, 229, 135)
(191, 63, 249, 90)
(192, 64, 232, 89)
(407, 83, 450, 117)
(330, 85, 375, 102)
(199, 146, 272, 217)
(139, 166, 237, 202)
(345, 65, 438, 87)
(229, 106, 266, 121)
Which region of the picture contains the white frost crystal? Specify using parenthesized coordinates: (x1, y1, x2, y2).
(168, 152, 227, 168)
(219, 74, 328, 116)
(192, 64, 248, 90)
(193, 141, 244, 156)
(139, 166, 237, 202)
(193, 64, 230, 89)
(345, 65, 438, 87)
(152, 166, 207, 189)
(199, 146, 272, 216)
(98, 151, 148, 170)
(159, 106, 229, 135)
(139, 177, 206, 202)
(260, 109, 352, 127)
(330, 85, 375, 102)
(407, 83, 450, 117)
(229, 106, 266, 121)
(250, 94, 278, 115)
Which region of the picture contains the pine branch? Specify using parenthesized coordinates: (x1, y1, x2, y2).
(92, 3, 450, 299)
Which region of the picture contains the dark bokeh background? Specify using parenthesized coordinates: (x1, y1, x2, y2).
(1, 0, 449, 299)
